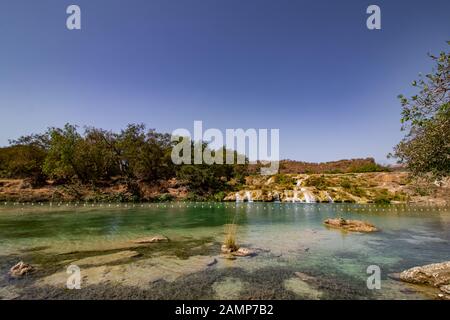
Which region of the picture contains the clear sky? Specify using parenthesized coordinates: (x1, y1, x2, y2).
(0, 0, 449, 163)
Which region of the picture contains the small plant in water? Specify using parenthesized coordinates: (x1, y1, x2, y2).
(223, 223, 239, 252)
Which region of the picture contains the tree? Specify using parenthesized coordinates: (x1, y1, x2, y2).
(116, 124, 175, 182)
(80, 127, 121, 182)
(0, 145, 47, 186)
(391, 44, 450, 179)
(4, 132, 51, 186)
(42, 124, 86, 183)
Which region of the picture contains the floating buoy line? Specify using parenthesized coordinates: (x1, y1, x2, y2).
(1, 201, 449, 213)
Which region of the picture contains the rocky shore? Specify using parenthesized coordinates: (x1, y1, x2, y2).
(398, 261, 450, 299)
(0, 172, 449, 205)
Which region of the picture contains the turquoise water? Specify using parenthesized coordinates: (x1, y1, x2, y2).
(0, 203, 449, 299)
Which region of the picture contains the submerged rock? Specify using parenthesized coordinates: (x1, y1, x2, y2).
(400, 261, 450, 298)
(213, 277, 244, 300)
(73, 250, 141, 266)
(207, 258, 218, 267)
(132, 235, 169, 244)
(284, 277, 322, 299)
(222, 254, 237, 260)
(38, 255, 217, 289)
(9, 261, 35, 277)
(294, 272, 315, 282)
(323, 218, 378, 232)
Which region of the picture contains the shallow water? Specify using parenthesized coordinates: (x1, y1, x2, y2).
(0, 203, 449, 299)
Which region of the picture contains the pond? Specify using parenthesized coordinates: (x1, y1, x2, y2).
(0, 202, 449, 299)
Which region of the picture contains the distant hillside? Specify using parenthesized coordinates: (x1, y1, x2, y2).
(249, 158, 392, 174)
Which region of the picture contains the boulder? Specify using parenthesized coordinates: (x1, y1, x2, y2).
(221, 245, 255, 257)
(132, 235, 169, 244)
(9, 261, 34, 277)
(221, 244, 237, 254)
(324, 218, 378, 232)
(399, 261, 450, 299)
(400, 261, 450, 288)
(440, 285, 450, 294)
(232, 247, 255, 257)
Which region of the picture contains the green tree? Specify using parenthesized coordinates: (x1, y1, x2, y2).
(43, 124, 86, 183)
(116, 124, 175, 182)
(391, 44, 449, 179)
(0, 145, 47, 186)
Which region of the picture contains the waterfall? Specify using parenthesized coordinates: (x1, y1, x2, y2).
(292, 191, 301, 203)
(296, 179, 303, 187)
(245, 191, 253, 202)
(235, 193, 242, 202)
(273, 192, 280, 203)
(301, 188, 316, 203)
(325, 191, 334, 203)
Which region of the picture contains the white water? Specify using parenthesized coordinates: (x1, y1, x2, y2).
(292, 191, 301, 203)
(245, 191, 253, 202)
(301, 188, 316, 203)
(325, 192, 334, 203)
(296, 179, 303, 187)
(235, 193, 242, 202)
(273, 192, 281, 203)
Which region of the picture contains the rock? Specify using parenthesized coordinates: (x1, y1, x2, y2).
(400, 261, 450, 288)
(222, 254, 237, 260)
(221, 245, 255, 257)
(73, 250, 141, 266)
(38, 255, 217, 289)
(232, 247, 255, 257)
(323, 218, 378, 232)
(132, 235, 169, 244)
(0, 286, 21, 299)
(284, 277, 322, 299)
(9, 261, 34, 277)
(387, 273, 401, 281)
(221, 244, 232, 254)
(440, 285, 450, 294)
(213, 277, 244, 300)
(207, 258, 218, 267)
(294, 272, 315, 282)
(221, 244, 238, 254)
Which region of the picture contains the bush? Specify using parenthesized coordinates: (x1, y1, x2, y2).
(304, 175, 330, 190)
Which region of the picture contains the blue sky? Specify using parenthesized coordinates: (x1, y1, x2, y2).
(0, 0, 449, 163)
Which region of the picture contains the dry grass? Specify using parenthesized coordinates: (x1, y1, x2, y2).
(223, 223, 238, 251)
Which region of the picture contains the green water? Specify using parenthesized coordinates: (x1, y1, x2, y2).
(0, 203, 449, 299)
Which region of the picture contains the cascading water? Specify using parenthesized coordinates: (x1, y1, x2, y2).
(292, 191, 301, 203)
(296, 179, 303, 187)
(325, 192, 334, 203)
(235, 193, 242, 202)
(301, 188, 316, 203)
(245, 191, 253, 202)
(273, 192, 280, 203)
